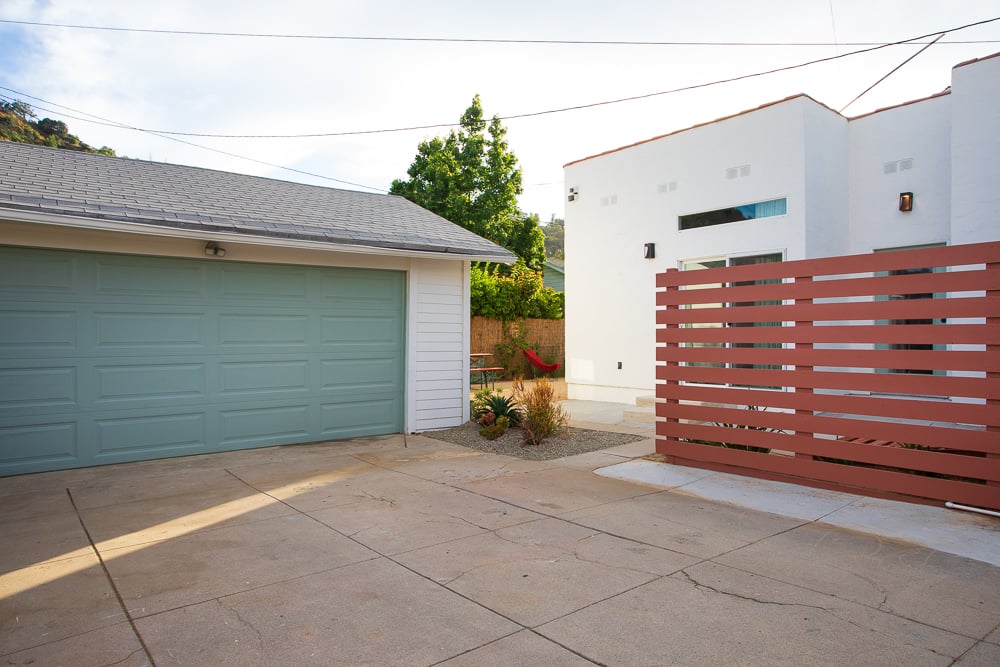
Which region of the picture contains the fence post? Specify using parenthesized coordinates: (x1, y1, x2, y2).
(988, 260, 998, 489)
(794, 274, 814, 458)
(659, 269, 680, 462)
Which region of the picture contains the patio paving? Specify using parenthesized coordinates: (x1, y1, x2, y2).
(2, 426, 998, 666)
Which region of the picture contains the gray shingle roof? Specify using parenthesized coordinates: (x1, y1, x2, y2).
(0, 140, 516, 261)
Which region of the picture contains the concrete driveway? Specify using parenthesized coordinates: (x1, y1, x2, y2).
(2, 431, 998, 666)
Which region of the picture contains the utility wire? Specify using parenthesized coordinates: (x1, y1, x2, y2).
(839, 33, 945, 113)
(4, 17, 995, 141)
(1, 17, 998, 46)
(0, 91, 387, 192)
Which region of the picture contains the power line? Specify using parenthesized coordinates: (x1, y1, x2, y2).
(5, 15, 994, 140)
(839, 33, 945, 113)
(1, 16, 998, 47)
(0, 91, 388, 192)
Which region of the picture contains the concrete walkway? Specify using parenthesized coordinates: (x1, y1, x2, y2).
(2, 422, 998, 665)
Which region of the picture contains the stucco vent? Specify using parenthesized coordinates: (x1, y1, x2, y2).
(726, 165, 751, 179)
(884, 158, 913, 174)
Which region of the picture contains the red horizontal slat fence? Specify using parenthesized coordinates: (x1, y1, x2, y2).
(655, 241, 1000, 510)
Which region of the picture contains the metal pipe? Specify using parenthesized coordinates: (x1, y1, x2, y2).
(945, 501, 1000, 518)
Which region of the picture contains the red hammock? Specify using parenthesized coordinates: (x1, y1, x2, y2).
(522, 348, 562, 374)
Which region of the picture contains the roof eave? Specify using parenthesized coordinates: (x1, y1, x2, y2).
(0, 207, 517, 264)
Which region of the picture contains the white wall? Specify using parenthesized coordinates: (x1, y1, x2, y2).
(564, 96, 822, 403)
(950, 53, 1000, 246)
(0, 219, 472, 434)
(847, 94, 952, 254)
(803, 102, 849, 259)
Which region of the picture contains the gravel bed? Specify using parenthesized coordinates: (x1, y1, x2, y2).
(418, 420, 646, 461)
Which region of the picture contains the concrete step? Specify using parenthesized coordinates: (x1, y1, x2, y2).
(623, 405, 656, 424)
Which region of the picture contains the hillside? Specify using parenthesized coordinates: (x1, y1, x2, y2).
(0, 101, 115, 155)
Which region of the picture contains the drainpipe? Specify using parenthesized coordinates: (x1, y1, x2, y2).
(945, 501, 1000, 518)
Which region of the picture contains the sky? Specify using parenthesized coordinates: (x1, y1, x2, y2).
(1, 1, 999, 223)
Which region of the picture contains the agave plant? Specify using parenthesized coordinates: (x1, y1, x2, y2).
(480, 393, 521, 426)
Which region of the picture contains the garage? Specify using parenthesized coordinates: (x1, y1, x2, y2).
(0, 140, 515, 475)
(0, 245, 405, 475)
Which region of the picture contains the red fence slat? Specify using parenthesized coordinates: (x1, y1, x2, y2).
(655, 241, 1000, 509)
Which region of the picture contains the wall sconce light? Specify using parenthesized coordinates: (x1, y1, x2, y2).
(204, 242, 227, 257)
(643, 242, 656, 259)
(898, 192, 913, 212)
(568, 187, 577, 202)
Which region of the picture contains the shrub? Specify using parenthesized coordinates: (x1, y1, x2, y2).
(473, 389, 521, 426)
(512, 377, 569, 446)
(479, 415, 510, 440)
(470, 261, 563, 321)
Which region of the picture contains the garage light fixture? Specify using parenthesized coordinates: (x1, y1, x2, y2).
(204, 242, 227, 257)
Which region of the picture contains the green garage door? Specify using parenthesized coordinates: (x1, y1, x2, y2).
(0, 246, 405, 475)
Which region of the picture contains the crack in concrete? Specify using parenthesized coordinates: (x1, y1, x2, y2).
(107, 647, 147, 666)
(680, 570, 829, 612)
(226, 601, 265, 658)
(679, 568, 948, 652)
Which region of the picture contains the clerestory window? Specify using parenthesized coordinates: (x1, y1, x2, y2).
(679, 198, 787, 231)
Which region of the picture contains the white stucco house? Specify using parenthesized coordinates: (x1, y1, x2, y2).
(0, 141, 515, 475)
(563, 51, 1000, 404)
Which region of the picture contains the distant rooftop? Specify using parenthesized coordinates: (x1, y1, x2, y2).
(0, 140, 516, 262)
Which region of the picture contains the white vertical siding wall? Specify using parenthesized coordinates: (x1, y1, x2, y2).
(408, 259, 470, 431)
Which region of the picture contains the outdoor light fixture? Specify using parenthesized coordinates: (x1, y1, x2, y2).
(204, 242, 227, 257)
(899, 192, 914, 212)
(644, 242, 656, 259)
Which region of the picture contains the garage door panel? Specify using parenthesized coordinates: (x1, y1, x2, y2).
(96, 256, 207, 298)
(219, 360, 311, 397)
(219, 404, 311, 448)
(95, 363, 206, 404)
(0, 366, 77, 411)
(321, 399, 399, 439)
(321, 270, 401, 308)
(321, 315, 400, 346)
(220, 265, 310, 301)
(0, 250, 78, 296)
(0, 247, 405, 475)
(0, 309, 77, 351)
(0, 421, 78, 471)
(94, 311, 207, 350)
(320, 358, 397, 391)
(219, 314, 309, 348)
(95, 412, 207, 459)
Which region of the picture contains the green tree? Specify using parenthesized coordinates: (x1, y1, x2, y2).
(542, 217, 564, 260)
(390, 95, 544, 269)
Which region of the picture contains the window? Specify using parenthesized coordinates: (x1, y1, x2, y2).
(679, 198, 787, 231)
(681, 252, 784, 388)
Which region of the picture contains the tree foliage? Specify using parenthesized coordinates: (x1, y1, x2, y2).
(542, 217, 564, 260)
(470, 261, 564, 320)
(390, 95, 544, 270)
(0, 101, 116, 155)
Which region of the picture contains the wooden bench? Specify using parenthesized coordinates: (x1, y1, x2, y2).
(471, 367, 504, 389)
